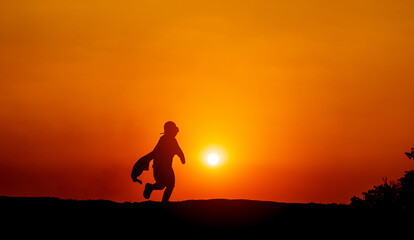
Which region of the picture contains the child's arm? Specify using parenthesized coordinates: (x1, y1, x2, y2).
(176, 142, 185, 164)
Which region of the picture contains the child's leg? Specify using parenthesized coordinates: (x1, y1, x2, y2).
(144, 168, 167, 199)
(162, 184, 174, 203)
(151, 166, 175, 202)
(144, 182, 166, 199)
(161, 170, 175, 203)
(152, 182, 166, 190)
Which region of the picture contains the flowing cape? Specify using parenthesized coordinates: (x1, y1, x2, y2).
(131, 153, 153, 184)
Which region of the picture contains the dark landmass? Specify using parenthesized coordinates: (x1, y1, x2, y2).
(1, 196, 412, 236)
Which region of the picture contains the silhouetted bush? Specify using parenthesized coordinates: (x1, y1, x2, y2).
(351, 170, 414, 209)
(398, 170, 414, 209)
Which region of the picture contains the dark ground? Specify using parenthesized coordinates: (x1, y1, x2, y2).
(1, 196, 412, 237)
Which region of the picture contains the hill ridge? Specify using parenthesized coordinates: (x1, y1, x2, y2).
(1, 195, 410, 234)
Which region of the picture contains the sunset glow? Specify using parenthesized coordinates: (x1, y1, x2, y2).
(1, 1, 414, 204)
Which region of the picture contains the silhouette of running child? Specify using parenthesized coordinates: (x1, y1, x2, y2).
(134, 121, 185, 202)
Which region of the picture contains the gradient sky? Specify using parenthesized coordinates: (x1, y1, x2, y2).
(1, 0, 414, 203)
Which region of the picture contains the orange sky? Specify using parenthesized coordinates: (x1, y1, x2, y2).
(1, 0, 414, 203)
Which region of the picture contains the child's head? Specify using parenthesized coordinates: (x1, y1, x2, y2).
(163, 121, 179, 137)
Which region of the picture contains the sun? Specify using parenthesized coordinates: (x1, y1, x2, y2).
(201, 145, 227, 168)
(207, 153, 220, 166)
